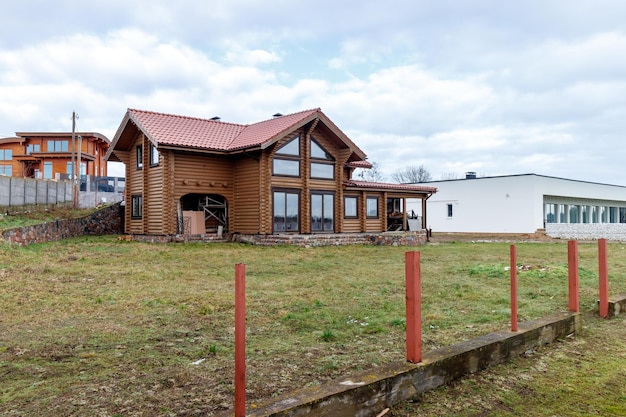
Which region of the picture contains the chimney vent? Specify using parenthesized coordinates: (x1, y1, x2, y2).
(465, 172, 477, 179)
(273, 113, 283, 118)
(210, 116, 221, 121)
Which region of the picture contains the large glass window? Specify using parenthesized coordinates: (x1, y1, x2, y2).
(311, 193, 334, 232)
(367, 197, 379, 218)
(621, 208, 626, 223)
(559, 204, 567, 223)
(310, 138, 334, 179)
(273, 191, 299, 232)
(0, 149, 12, 160)
(546, 204, 557, 223)
(610, 207, 618, 223)
(344, 196, 358, 218)
(273, 136, 300, 177)
(569, 205, 580, 223)
(26, 144, 40, 154)
(310, 162, 333, 179)
(273, 159, 299, 176)
(43, 161, 53, 179)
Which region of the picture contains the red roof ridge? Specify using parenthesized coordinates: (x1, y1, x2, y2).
(127, 108, 246, 128)
(248, 108, 322, 126)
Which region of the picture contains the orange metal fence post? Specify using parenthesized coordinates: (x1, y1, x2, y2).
(234, 264, 246, 417)
(598, 239, 609, 318)
(567, 240, 580, 312)
(510, 245, 518, 332)
(405, 251, 422, 363)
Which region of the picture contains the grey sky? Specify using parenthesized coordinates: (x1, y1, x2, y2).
(1, 0, 625, 182)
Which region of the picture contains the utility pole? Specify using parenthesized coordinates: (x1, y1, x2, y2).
(71, 112, 79, 208)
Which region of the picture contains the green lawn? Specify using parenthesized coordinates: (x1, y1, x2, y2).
(0, 236, 624, 416)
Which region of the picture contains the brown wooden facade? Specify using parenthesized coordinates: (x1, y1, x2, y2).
(0, 132, 109, 179)
(106, 108, 436, 236)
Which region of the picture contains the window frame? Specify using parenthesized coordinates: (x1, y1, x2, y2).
(136, 145, 143, 169)
(311, 191, 335, 232)
(0, 164, 12, 175)
(366, 197, 379, 218)
(149, 144, 159, 167)
(43, 161, 53, 179)
(131, 195, 143, 219)
(273, 135, 301, 177)
(447, 203, 453, 218)
(273, 189, 300, 233)
(0, 149, 13, 160)
(309, 137, 334, 180)
(344, 196, 358, 218)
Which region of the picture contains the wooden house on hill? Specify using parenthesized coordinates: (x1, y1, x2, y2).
(105, 108, 436, 238)
(0, 132, 109, 178)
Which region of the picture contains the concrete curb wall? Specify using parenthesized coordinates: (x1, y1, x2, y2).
(218, 311, 581, 417)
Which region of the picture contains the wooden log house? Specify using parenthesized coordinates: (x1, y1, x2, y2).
(105, 108, 436, 236)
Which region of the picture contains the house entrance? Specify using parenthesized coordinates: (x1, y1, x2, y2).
(179, 194, 228, 234)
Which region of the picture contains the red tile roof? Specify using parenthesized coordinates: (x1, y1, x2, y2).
(124, 108, 347, 153)
(344, 179, 437, 194)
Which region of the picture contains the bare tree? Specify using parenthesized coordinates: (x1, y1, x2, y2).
(440, 172, 461, 180)
(391, 165, 432, 183)
(354, 161, 385, 182)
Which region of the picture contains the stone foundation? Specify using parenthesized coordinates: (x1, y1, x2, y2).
(234, 231, 428, 247)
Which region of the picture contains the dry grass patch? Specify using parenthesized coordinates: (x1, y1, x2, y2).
(0, 237, 624, 416)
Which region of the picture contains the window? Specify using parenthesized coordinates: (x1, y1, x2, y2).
(310, 138, 334, 179)
(344, 196, 358, 218)
(366, 197, 379, 218)
(43, 161, 53, 179)
(569, 205, 580, 223)
(136, 145, 143, 169)
(610, 207, 618, 223)
(131, 195, 143, 218)
(150, 144, 159, 166)
(273, 190, 299, 232)
(546, 204, 557, 223)
(620, 208, 626, 223)
(447, 204, 453, 218)
(311, 192, 334, 232)
(0, 149, 12, 160)
(48, 140, 68, 152)
(26, 144, 40, 154)
(310, 162, 334, 179)
(0, 165, 11, 175)
(273, 136, 300, 177)
(273, 159, 299, 176)
(559, 204, 567, 223)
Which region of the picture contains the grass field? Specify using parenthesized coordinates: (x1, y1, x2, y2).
(0, 235, 624, 416)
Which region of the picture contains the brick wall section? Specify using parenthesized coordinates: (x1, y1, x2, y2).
(1, 203, 122, 246)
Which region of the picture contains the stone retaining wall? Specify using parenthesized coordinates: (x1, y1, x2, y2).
(0, 203, 122, 246)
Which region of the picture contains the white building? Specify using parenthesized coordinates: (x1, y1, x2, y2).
(410, 173, 626, 240)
